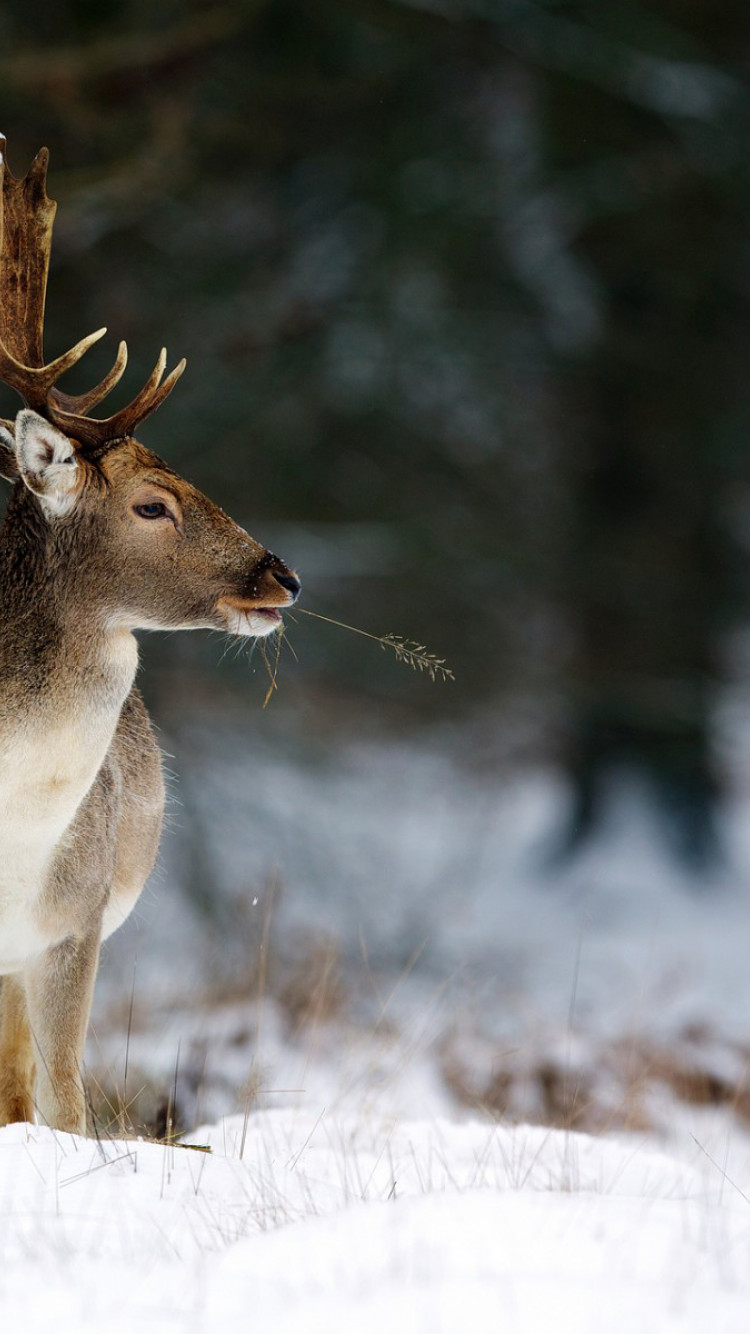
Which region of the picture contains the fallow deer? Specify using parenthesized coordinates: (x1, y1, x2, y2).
(0, 138, 300, 1134)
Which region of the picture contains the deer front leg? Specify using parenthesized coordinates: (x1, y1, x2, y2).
(24, 929, 101, 1135)
(0, 975, 36, 1125)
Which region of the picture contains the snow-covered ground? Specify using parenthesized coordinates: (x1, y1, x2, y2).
(95, 719, 750, 1137)
(3, 1108, 750, 1333)
(5, 720, 750, 1330)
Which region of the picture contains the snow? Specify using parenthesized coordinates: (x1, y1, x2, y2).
(120, 726, 750, 1049)
(7, 724, 750, 1330)
(95, 727, 750, 1141)
(2, 1110, 750, 1332)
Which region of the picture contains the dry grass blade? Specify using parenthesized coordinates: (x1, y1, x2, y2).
(380, 633, 455, 683)
(294, 609, 454, 683)
(260, 625, 285, 708)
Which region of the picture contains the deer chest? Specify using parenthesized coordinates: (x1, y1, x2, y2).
(0, 711, 120, 973)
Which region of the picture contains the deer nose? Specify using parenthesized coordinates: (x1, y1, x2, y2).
(273, 571, 301, 603)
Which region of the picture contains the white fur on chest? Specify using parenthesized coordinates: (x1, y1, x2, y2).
(0, 631, 138, 973)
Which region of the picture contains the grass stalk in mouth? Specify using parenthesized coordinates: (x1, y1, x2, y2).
(292, 608, 455, 683)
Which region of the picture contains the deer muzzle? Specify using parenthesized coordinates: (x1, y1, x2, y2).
(216, 555, 301, 637)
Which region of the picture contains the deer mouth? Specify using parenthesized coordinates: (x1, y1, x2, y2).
(216, 596, 285, 638)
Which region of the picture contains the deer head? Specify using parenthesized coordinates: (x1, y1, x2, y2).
(0, 137, 299, 638)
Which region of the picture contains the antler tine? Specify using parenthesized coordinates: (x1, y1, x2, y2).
(48, 352, 187, 450)
(50, 340, 128, 414)
(37, 327, 108, 381)
(0, 327, 108, 415)
(85, 345, 168, 435)
(129, 355, 187, 424)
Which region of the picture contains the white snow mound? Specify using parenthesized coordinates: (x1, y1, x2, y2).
(1, 1111, 749, 1333)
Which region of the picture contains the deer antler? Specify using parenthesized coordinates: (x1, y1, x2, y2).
(0, 135, 185, 451)
(48, 345, 187, 449)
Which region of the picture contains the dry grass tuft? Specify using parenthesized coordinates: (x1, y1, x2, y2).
(442, 1026, 750, 1136)
(87, 1065, 188, 1141)
(272, 938, 348, 1035)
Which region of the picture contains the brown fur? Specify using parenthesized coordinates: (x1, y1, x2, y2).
(0, 976, 35, 1123)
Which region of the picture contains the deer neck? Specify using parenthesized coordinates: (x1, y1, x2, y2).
(0, 492, 138, 885)
(0, 488, 139, 726)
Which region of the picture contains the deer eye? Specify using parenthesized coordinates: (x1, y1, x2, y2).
(134, 501, 170, 520)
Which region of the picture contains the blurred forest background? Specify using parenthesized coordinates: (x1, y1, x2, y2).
(3, 0, 750, 871)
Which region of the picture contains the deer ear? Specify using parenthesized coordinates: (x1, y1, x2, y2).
(14, 409, 80, 516)
(0, 421, 20, 482)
